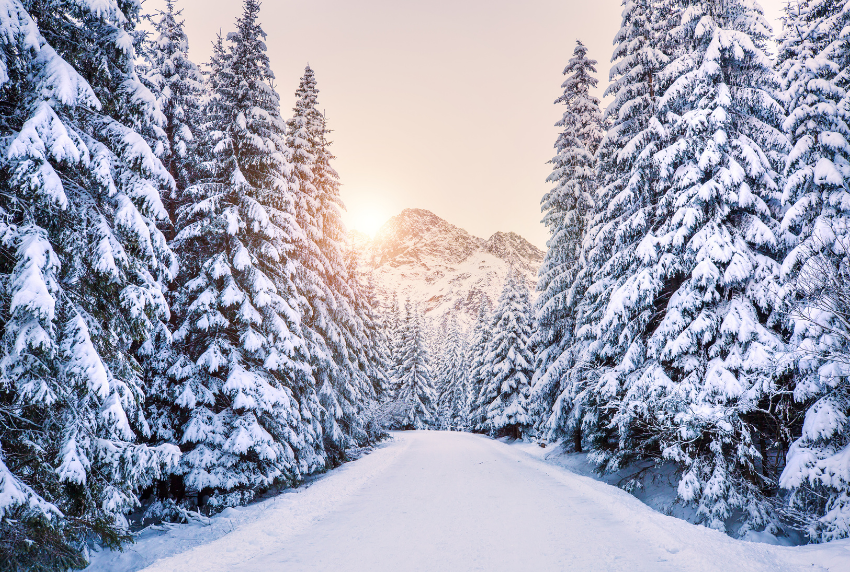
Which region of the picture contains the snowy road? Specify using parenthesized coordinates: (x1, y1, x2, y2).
(108, 431, 849, 572)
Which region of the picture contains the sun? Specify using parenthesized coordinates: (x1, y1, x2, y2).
(347, 204, 389, 237)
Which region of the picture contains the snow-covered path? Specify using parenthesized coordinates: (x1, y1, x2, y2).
(110, 431, 848, 572)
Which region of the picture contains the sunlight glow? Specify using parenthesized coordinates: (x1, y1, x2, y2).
(347, 204, 389, 237)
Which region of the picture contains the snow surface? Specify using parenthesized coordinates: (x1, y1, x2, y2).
(512, 440, 808, 544)
(88, 431, 850, 572)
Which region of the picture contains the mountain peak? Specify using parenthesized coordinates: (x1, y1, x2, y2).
(370, 208, 481, 267)
(483, 231, 543, 270)
(353, 209, 543, 326)
(397, 207, 447, 223)
(375, 208, 468, 238)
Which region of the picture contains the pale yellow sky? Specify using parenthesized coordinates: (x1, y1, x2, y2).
(144, 0, 786, 248)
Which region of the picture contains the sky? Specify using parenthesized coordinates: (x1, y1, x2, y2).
(144, 0, 787, 248)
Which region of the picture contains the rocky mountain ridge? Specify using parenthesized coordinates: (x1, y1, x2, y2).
(352, 208, 544, 329)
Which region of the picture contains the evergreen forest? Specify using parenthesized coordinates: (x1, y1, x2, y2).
(1, 0, 849, 568)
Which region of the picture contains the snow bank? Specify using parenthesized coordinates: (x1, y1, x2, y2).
(508, 439, 850, 566)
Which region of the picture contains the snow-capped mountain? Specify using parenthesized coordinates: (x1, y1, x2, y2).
(352, 209, 544, 328)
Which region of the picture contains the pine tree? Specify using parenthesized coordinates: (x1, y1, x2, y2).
(285, 66, 379, 460)
(387, 291, 404, 387)
(195, 30, 228, 177)
(394, 302, 437, 429)
(579, 0, 672, 350)
(322, 112, 383, 448)
(534, 0, 673, 453)
(168, 0, 311, 511)
(532, 38, 603, 445)
(342, 251, 387, 407)
(359, 273, 392, 401)
(140, 0, 204, 214)
(433, 327, 450, 429)
(433, 319, 456, 429)
(598, 0, 788, 535)
(0, 0, 179, 564)
(436, 316, 469, 430)
(137, 0, 206, 476)
(483, 273, 535, 439)
(467, 299, 493, 431)
(776, 0, 850, 542)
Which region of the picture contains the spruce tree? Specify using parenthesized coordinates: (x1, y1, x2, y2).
(534, 0, 673, 453)
(168, 0, 311, 511)
(137, 0, 206, 471)
(286, 67, 378, 459)
(387, 291, 404, 387)
(433, 329, 450, 429)
(322, 113, 383, 448)
(436, 317, 469, 430)
(140, 0, 204, 213)
(467, 299, 493, 432)
(579, 0, 672, 352)
(358, 273, 392, 401)
(394, 302, 437, 429)
(483, 273, 535, 439)
(0, 0, 179, 564)
(599, 0, 788, 535)
(532, 38, 603, 445)
(777, 0, 850, 542)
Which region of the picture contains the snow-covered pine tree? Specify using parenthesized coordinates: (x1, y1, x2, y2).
(436, 316, 469, 431)
(321, 112, 384, 447)
(532, 38, 603, 445)
(394, 301, 437, 430)
(194, 29, 228, 177)
(483, 272, 534, 439)
(432, 327, 450, 429)
(313, 111, 346, 261)
(432, 318, 458, 430)
(286, 67, 378, 460)
(0, 0, 180, 564)
(776, 0, 850, 542)
(140, 0, 205, 217)
(534, 0, 673, 454)
(168, 0, 312, 511)
(599, 0, 789, 535)
(358, 273, 392, 401)
(137, 0, 207, 479)
(342, 250, 388, 410)
(387, 290, 404, 388)
(450, 326, 471, 431)
(467, 299, 493, 432)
